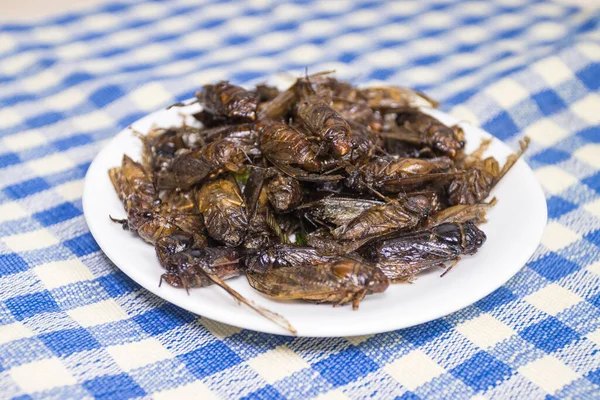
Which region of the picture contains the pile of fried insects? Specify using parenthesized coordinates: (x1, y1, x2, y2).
(109, 72, 529, 333)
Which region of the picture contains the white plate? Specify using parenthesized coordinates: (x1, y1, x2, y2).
(83, 101, 547, 337)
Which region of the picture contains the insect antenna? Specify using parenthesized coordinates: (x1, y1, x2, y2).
(198, 265, 297, 334)
(493, 137, 530, 185)
(109, 215, 129, 230)
(440, 257, 461, 278)
(365, 183, 393, 202)
(181, 273, 190, 294)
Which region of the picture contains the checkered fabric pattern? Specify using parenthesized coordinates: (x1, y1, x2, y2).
(0, 0, 599, 398)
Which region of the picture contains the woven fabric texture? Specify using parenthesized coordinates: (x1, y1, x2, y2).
(0, 0, 599, 399)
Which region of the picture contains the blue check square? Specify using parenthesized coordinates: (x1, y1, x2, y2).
(313, 347, 378, 387)
(528, 253, 580, 281)
(178, 341, 243, 380)
(450, 351, 513, 392)
(83, 373, 145, 400)
(0, 254, 29, 276)
(39, 327, 101, 357)
(519, 317, 579, 353)
(133, 303, 195, 336)
(6, 291, 59, 320)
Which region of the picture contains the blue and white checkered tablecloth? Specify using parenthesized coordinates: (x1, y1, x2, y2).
(0, 0, 599, 398)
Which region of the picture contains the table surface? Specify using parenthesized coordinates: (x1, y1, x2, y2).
(0, 1, 599, 399)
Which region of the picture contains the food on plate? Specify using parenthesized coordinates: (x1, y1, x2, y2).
(109, 72, 529, 333)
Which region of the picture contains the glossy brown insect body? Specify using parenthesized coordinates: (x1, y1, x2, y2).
(333, 98, 383, 132)
(197, 81, 258, 121)
(359, 86, 439, 112)
(345, 156, 454, 193)
(247, 258, 389, 309)
(255, 84, 280, 102)
(394, 110, 465, 157)
(258, 120, 321, 172)
(160, 246, 241, 289)
(295, 80, 353, 157)
(243, 245, 335, 274)
(109, 156, 207, 245)
(109, 155, 156, 220)
(332, 195, 431, 241)
(267, 175, 303, 212)
(138, 127, 198, 176)
(363, 222, 486, 281)
(156, 138, 247, 190)
(196, 179, 247, 246)
(297, 196, 384, 228)
(344, 121, 382, 163)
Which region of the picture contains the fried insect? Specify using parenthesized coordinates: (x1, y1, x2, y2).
(428, 198, 497, 226)
(109, 155, 207, 245)
(247, 258, 389, 309)
(392, 110, 465, 157)
(359, 86, 439, 112)
(344, 121, 382, 163)
(258, 71, 335, 120)
(363, 222, 486, 281)
(157, 137, 247, 189)
(243, 245, 335, 274)
(332, 195, 431, 241)
(257, 120, 321, 172)
(448, 138, 529, 205)
(267, 174, 303, 212)
(138, 126, 199, 176)
(295, 79, 353, 157)
(109, 155, 156, 221)
(345, 156, 455, 193)
(243, 167, 280, 249)
(297, 196, 384, 228)
(157, 232, 296, 334)
(197, 81, 258, 121)
(255, 84, 280, 102)
(196, 179, 247, 246)
(333, 98, 383, 132)
(160, 246, 241, 289)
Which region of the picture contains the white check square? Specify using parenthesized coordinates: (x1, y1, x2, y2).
(532, 57, 574, 86)
(154, 382, 219, 400)
(129, 82, 173, 111)
(485, 78, 530, 108)
(71, 111, 114, 132)
(35, 259, 94, 290)
(572, 94, 600, 124)
(248, 345, 309, 384)
(0, 202, 28, 223)
(574, 144, 600, 169)
(55, 180, 84, 201)
(518, 355, 579, 394)
(0, 322, 32, 345)
(4, 130, 47, 151)
(28, 154, 75, 176)
(67, 300, 128, 327)
(456, 314, 515, 349)
(524, 119, 569, 147)
(524, 284, 582, 316)
(535, 166, 577, 195)
(541, 222, 580, 252)
(10, 358, 76, 393)
(3, 229, 59, 252)
(107, 338, 172, 371)
(385, 350, 444, 390)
